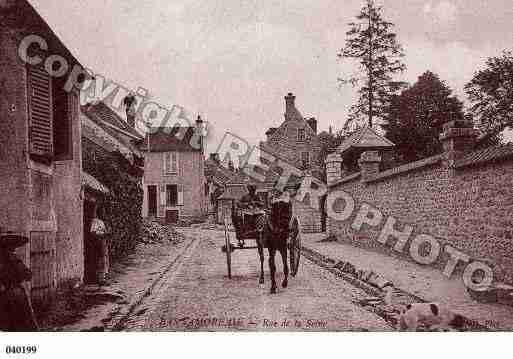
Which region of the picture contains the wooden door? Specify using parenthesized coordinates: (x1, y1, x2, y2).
(165, 210, 179, 224)
(30, 231, 57, 310)
(148, 185, 157, 217)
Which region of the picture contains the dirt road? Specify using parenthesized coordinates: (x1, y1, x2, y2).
(120, 228, 390, 331)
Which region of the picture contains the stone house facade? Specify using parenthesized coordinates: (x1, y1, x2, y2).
(325, 121, 513, 283)
(257, 93, 325, 233)
(261, 92, 322, 176)
(0, 0, 85, 308)
(141, 124, 207, 223)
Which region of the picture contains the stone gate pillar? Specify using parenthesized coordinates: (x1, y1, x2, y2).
(358, 150, 381, 182)
(325, 152, 343, 186)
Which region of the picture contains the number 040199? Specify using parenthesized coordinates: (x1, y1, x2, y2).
(5, 345, 38, 355)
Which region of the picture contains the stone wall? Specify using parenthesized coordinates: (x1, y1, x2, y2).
(0, 23, 84, 297)
(327, 139, 513, 283)
(53, 91, 83, 284)
(292, 199, 322, 234)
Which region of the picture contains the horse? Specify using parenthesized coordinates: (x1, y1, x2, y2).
(254, 198, 292, 294)
(231, 197, 292, 294)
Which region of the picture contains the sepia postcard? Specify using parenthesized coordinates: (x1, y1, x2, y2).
(1, 0, 513, 356)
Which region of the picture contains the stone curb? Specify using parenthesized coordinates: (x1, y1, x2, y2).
(301, 245, 491, 331)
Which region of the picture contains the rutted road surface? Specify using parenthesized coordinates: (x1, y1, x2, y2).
(120, 228, 391, 331)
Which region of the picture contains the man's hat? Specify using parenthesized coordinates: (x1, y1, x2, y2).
(0, 234, 29, 250)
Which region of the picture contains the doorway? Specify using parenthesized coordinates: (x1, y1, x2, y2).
(320, 194, 327, 232)
(165, 210, 179, 224)
(148, 185, 157, 217)
(83, 199, 97, 284)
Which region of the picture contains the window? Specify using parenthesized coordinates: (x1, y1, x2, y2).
(27, 64, 74, 163)
(297, 128, 306, 141)
(164, 152, 178, 174)
(53, 75, 73, 160)
(27, 65, 53, 162)
(301, 152, 310, 168)
(166, 184, 178, 206)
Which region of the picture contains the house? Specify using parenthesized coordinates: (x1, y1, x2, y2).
(0, 0, 85, 308)
(205, 153, 237, 216)
(260, 92, 323, 178)
(257, 92, 326, 233)
(81, 100, 144, 282)
(140, 120, 208, 224)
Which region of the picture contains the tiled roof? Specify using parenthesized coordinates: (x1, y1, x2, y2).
(6, 1, 84, 71)
(218, 184, 249, 200)
(84, 102, 143, 139)
(265, 100, 317, 144)
(82, 104, 143, 156)
(266, 128, 278, 136)
(81, 172, 109, 194)
(205, 160, 237, 185)
(143, 127, 202, 152)
(456, 144, 513, 168)
(336, 126, 395, 154)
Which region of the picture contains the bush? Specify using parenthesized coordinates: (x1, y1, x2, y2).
(83, 143, 143, 260)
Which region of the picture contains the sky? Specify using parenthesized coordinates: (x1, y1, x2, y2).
(29, 0, 513, 152)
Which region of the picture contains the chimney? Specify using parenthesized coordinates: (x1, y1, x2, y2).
(265, 127, 277, 141)
(196, 114, 203, 127)
(195, 115, 205, 152)
(210, 153, 220, 164)
(285, 92, 296, 120)
(123, 94, 136, 128)
(307, 117, 317, 134)
(440, 119, 478, 166)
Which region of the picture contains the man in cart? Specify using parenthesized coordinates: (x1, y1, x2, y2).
(233, 184, 265, 240)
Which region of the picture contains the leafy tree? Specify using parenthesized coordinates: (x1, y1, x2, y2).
(383, 71, 465, 163)
(338, 0, 407, 129)
(465, 51, 513, 135)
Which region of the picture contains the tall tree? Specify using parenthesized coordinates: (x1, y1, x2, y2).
(338, 0, 406, 129)
(465, 50, 513, 135)
(383, 71, 465, 163)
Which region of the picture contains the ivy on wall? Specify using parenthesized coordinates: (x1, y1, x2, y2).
(83, 138, 143, 260)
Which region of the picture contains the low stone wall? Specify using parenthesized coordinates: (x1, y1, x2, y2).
(327, 150, 513, 283)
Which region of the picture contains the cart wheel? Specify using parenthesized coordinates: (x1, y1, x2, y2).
(224, 218, 232, 279)
(289, 216, 301, 277)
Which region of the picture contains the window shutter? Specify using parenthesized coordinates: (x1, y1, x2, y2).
(159, 184, 166, 205)
(173, 152, 179, 174)
(163, 153, 168, 173)
(53, 78, 72, 160)
(177, 185, 184, 206)
(27, 66, 53, 159)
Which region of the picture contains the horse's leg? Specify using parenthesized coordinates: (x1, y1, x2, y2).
(280, 246, 289, 288)
(268, 247, 277, 294)
(257, 234, 264, 284)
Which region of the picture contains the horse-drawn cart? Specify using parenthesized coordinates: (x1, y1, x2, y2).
(221, 207, 301, 280)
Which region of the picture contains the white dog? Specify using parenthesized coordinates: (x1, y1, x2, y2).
(398, 302, 465, 331)
(382, 286, 465, 331)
